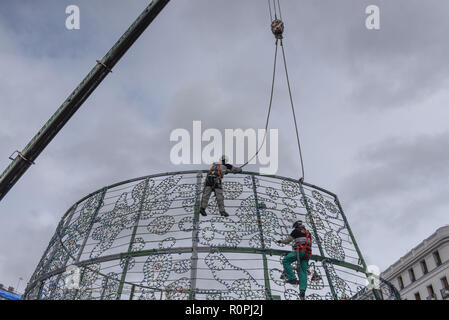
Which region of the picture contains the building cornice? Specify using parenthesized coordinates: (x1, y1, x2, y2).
(381, 226, 449, 280)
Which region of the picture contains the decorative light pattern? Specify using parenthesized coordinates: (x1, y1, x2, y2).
(23, 171, 399, 300)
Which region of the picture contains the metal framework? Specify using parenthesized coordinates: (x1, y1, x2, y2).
(23, 170, 399, 300)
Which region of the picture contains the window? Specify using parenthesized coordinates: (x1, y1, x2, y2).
(414, 292, 421, 300)
(433, 251, 442, 266)
(420, 260, 428, 275)
(408, 268, 416, 283)
(441, 276, 449, 290)
(397, 276, 404, 290)
(427, 285, 435, 299)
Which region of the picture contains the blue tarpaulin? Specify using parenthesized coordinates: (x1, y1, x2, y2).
(0, 289, 22, 300)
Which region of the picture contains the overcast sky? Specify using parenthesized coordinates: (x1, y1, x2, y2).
(0, 0, 448, 292)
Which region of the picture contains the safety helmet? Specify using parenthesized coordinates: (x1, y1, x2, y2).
(293, 220, 303, 228)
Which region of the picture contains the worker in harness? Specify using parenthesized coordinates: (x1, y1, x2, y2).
(277, 220, 312, 300)
(199, 155, 242, 217)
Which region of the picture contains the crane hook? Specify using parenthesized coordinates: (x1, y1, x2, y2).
(271, 19, 284, 39)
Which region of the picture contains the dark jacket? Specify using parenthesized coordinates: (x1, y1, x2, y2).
(279, 226, 312, 248)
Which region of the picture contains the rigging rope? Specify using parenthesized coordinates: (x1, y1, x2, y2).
(276, 0, 283, 21)
(280, 39, 305, 181)
(241, 0, 305, 181)
(239, 39, 279, 169)
(268, 0, 273, 21)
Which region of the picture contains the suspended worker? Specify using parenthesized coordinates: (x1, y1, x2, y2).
(199, 155, 242, 217)
(277, 220, 312, 300)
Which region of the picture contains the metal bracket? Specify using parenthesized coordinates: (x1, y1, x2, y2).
(9, 150, 35, 165)
(96, 60, 113, 73)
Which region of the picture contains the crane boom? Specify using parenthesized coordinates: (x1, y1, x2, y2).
(0, 0, 170, 202)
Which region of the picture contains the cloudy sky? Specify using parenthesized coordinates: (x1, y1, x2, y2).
(0, 0, 448, 292)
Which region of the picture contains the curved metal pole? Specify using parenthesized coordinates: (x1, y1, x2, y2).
(298, 182, 338, 299)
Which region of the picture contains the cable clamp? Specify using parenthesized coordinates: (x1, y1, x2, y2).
(96, 60, 113, 73)
(9, 150, 35, 165)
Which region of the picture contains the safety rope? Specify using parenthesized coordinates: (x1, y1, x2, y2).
(239, 39, 279, 169)
(241, 0, 305, 181)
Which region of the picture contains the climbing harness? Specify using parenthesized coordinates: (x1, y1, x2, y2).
(208, 163, 223, 179)
(294, 227, 312, 259)
(206, 163, 223, 188)
(241, 0, 306, 181)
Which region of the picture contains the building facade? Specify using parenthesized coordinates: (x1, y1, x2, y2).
(381, 225, 449, 300)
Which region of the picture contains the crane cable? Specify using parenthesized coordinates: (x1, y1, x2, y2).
(280, 37, 305, 181)
(268, 0, 283, 21)
(240, 0, 279, 170)
(239, 39, 279, 170)
(241, 0, 305, 182)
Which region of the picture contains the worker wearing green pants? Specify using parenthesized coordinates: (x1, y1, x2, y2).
(277, 221, 312, 300)
(282, 250, 309, 290)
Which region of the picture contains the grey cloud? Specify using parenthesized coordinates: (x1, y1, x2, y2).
(338, 132, 449, 268)
(266, 0, 449, 111)
(342, 132, 449, 201)
(343, 0, 449, 109)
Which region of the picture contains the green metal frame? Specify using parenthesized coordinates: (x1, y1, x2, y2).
(188, 172, 203, 300)
(251, 174, 273, 299)
(298, 182, 338, 299)
(116, 178, 150, 299)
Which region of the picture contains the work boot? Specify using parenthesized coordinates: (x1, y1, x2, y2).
(220, 211, 229, 217)
(286, 279, 299, 285)
(299, 290, 306, 300)
(200, 208, 207, 216)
